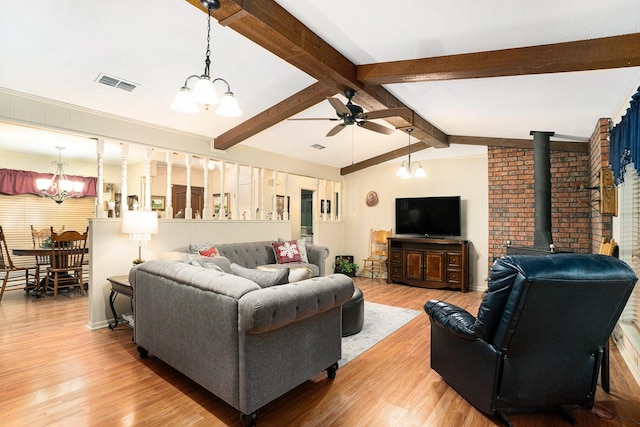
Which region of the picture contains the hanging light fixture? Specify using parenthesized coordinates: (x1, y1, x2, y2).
(35, 146, 85, 204)
(170, 0, 242, 117)
(396, 128, 426, 179)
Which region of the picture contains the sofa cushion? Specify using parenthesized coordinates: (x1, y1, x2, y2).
(258, 262, 319, 278)
(231, 263, 289, 288)
(272, 241, 303, 264)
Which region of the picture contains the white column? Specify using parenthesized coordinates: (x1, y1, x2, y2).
(95, 138, 105, 218)
(234, 163, 240, 220)
(219, 160, 226, 219)
(330, 180, 336, 221)
(249, 166, 255, 220)
(165, 152, 173, 219)
(185, 154, 193, 219)
(202, 159, 211, 219)
(143, 147, 152, 211)
(259, 168, 266, 220)
(314, 179, 320, 221)
(283, 173, 289, 220)
(120, 144, 129, 216)
(272, 170, 278, 220)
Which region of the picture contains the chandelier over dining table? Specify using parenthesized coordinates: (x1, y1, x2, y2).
(35, 146, 84, 204)
(170, 0, 242, 117)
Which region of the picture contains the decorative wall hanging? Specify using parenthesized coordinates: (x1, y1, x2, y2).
(366, 191, 379, 207)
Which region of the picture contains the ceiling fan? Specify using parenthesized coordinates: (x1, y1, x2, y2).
(289, 89, 396, 137)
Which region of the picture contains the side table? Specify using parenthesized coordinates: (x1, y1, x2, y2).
(107, 275, 133, 330)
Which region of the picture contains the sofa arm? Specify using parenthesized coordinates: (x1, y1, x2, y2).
(424, 300, 479, 341)
(306, 244, 329, 276)
(238, 274, 354, 334)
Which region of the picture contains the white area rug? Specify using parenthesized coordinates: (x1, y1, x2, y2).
(340, 301, 421, 367)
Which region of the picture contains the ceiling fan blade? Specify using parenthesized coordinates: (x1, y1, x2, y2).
(327, 97, 351, 116)
(326, 124, 346, 137)
(358, 120, 394, 135)
(288, 118, 340, 121)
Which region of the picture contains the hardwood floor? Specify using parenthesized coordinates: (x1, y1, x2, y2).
(1, 280, 639, 426)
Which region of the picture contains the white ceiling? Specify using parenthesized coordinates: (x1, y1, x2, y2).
(0, 0, 639, 167)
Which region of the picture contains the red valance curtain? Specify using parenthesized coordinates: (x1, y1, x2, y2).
(0, 168, 97, 197)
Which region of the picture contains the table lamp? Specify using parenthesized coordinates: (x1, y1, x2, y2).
(121, 210, 159, 263)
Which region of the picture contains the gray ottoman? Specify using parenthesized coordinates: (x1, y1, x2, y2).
(342, 287, 364, 336)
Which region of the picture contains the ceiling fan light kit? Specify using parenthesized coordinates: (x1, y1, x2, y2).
(396, 128, 425, 179)
(171, 0, 242, 117)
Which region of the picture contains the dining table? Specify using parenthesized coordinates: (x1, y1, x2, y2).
(12, 247, 89, 295)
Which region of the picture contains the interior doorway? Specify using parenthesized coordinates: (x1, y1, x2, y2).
(300, 189, 313, 243)
(171, 185, 204, 219)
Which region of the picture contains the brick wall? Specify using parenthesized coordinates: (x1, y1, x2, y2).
(487, 130, 608, 266)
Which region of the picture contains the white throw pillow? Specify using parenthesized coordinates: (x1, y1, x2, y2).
(288, 267, 312, 282)
(230, 263, 289, 288)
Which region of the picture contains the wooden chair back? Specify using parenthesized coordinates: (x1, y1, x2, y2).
(369, 229, 392, 259)
(50, 227, 88, 272)
(599, 237, 619, 257)
(0, 226, 16, 270)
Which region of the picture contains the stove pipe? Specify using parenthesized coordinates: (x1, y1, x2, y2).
(531, 130, 555, 249)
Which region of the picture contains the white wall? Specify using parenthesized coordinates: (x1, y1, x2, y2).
(88, 218, 293, 329)
(342, 154, 489, 290)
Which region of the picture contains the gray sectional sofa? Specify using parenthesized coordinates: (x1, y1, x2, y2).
(129, 241, 353, 426)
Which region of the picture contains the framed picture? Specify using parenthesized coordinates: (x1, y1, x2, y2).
(213, 193, 230, 216)
(151, 196, 165, 211)
(321, 199, 331, 214)
(276, 195, 290, 216)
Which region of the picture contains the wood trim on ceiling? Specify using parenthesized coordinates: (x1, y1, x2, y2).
(186, 0, 622, 174)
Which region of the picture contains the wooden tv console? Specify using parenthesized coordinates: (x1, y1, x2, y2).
(387, 237, 469, 292)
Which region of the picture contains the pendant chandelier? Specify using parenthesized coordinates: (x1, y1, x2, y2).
(396, 128, 426, 179)
(35, 146, 84, 204)
(171, 0, 242, 117)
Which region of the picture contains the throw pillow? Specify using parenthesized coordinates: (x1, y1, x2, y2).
(278, 237, 309, 263)
(230, 263, 289, 288)
(198, 246, 219, 257)
(288, 267, 312, 282)
(189, 242, 212, 254)
(272, 240, 303, 264)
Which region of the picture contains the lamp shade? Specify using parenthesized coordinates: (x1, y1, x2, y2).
(122, 210, 159, 235)
(171, 88, 199, 114)
(217, 92, 243, 117)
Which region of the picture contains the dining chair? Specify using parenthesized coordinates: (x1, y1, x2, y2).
(45, 227, 88, 300)
(361, 228, 392, 281)
(0, 226, 36, 302)
(30, 225, 53, 293)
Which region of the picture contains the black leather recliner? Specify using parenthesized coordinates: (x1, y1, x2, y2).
(424, 254, 637, 426)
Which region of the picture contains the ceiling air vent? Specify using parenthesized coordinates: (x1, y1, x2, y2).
(311, 144, 326, 150)
(95, 73, 139, 92)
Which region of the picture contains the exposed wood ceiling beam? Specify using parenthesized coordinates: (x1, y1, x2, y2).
(358, 33, 640, 85)
(341, 135, 588, 175)
(449, 135, 589, 152)
(214, 82, 335, 150)
(341, 141, 432, 175)
(185, 0, 449, 153)
(188, 0, 610, 174)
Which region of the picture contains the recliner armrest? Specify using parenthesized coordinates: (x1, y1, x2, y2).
(424, 300, 479, 341)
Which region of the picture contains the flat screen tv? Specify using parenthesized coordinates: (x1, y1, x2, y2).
(395, 196, 461, 237)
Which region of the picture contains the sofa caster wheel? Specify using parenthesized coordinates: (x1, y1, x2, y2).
(240, 411, 258, 427)
(327, 362, 339, 379)
(137, 345, 148, 359)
